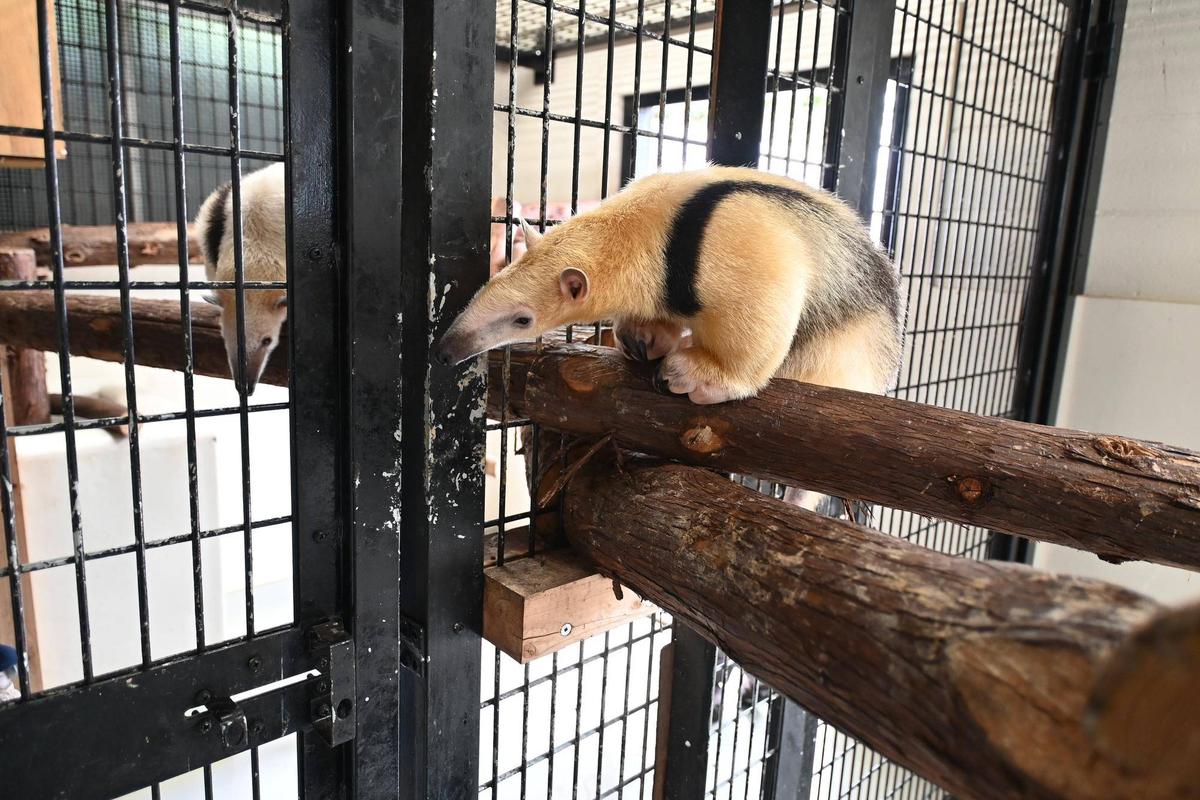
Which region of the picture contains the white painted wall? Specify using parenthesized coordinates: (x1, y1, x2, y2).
(1033, 0, 1200, 604)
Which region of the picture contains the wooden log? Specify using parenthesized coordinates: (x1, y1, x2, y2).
(3, 294, 1196, 572)
(48, 393, 129, 438)
(0, 292, 288, 387)
(488, 344, 1200, 572)
(1085, 602, 1200, 798)
(0, 223, 203, 268)
(0, 249, 47, 692)
(0, 251, 50, 425)
(561, 453, 1168, 800)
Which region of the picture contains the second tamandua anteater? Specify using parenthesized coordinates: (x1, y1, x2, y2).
(435, 166, 903, 405)
(195, 162, 287, 395)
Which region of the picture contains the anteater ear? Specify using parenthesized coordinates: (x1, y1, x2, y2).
(559, 268, 589, 303)
(518, 217, 544, 249)
(202, 292, 222, 307)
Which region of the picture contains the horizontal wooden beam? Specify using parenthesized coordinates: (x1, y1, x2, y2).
(0, 223, 202, 268)
(0, 292, 288, 388)
(3, 294, 1197, 572)
(561, 449, 1184, 800)
(488, 344, 1200, 572)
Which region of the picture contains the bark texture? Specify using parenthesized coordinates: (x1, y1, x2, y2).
(0, 223, 202, 268)
(0, 291, 288, 387)
(563, 455, 1167, 800)
(488, 344, 1200, 571)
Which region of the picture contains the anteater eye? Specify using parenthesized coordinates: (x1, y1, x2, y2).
(514, 316, 532, 327)
(261, 336, 273, 347)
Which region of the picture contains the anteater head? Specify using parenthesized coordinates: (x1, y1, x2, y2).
(204, 289, 287, 396)
(434, 218, 593, 366)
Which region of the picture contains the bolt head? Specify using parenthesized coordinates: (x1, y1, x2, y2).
(313, 530, 329, 543)
(453, 622, 464, 634)
(196, 689, 212, 704)
(560, 622, 573, 637)
(248, 655, 263, 673)
(317, 702, 332, 718)
(199, 720, 213, 734)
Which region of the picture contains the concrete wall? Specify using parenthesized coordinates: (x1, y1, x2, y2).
(1032, 0, 1200, 605)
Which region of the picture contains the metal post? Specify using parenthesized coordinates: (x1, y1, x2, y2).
(994, 0, 1124, 564)
(340, 1, 405, 795)
(286, 0, 348, 795)
(394, 1, 494, 798)
(823, 0, 896, 215)
(761, 698, 818, 800)
(1012, 0, 1124, 427)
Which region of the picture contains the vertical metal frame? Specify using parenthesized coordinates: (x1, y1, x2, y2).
(995, 0, 1124, 564)
(824, 0, 897, 213)
(395, 0, 494, 797)
(1013, 0, 1125, 427)
(285, 0, 348, 795)
(339, 1, 406, 794)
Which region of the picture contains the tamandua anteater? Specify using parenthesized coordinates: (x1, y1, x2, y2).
(195, 162, 287, 395)
(435, 166, 903, 405)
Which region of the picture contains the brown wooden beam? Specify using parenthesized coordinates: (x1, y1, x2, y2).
(0, 223, 202, 268)
(488, 344, 1200, 572)
(0, 292, 288, 388)
(2, 294, 1196, 572)
(0, 248, 47, 692)
(561, 451, 1174, 800)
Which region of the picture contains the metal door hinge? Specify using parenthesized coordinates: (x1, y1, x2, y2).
(307, 619, 356, 746)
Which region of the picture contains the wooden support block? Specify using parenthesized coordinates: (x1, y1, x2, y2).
(0, 0, 66, 166)
(483, 548, 651, 663)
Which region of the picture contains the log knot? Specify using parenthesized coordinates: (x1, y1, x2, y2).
(953, 476, 987, 505)
(1092, 435, 1161, 467)
(559, 357, 613, 393)
(681, 422, 725, 454)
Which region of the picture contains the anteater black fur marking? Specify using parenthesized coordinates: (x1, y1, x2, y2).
(662, 180, 900, 339)
(664, 180, 827, 316)
(201, 181, 231, 271)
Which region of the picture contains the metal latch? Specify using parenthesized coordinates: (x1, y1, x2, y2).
(201, 695, 249, 750)
(307, 619, 356, 747)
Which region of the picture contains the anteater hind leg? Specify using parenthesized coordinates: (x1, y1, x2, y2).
(614, 318, 686, 362)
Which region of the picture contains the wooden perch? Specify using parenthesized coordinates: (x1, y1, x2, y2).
(0, 292, 287, 388)
(0, 223, 203, 268)
(560, 450, 1174, 800)
(3, 295, 1198, 571)
(487, 344, 1200, 572)
(0, 250, 50, 425)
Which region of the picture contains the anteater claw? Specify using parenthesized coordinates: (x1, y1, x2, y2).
(652, 364, 671, 394)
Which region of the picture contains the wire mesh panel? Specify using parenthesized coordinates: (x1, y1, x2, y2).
(805, 1, 1076, 798)
(0, 1, 345, 797)
(486, 0, 1081, 798)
